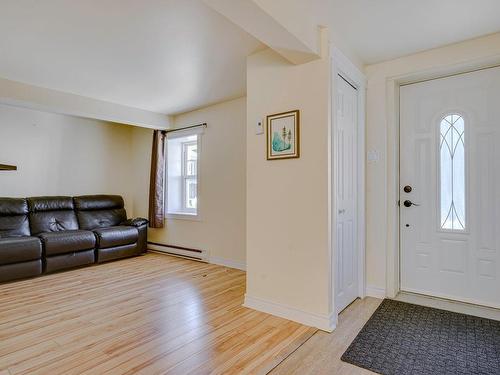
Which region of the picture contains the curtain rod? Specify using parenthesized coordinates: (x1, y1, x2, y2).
(164, 123, 207, 134)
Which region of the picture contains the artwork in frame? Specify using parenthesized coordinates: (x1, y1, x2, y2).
(266, 110, 300, 160)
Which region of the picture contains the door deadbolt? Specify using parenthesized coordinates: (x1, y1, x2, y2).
(403, 185, 412, 193)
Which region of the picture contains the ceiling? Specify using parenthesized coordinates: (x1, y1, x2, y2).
(1, 1, 500, 116)
(327, 0, 500, 64)
(0, 0, 263, 115)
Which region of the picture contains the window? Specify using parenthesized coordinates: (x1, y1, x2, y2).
(439, 114, 466, 231)
(166, 129, 202, 218)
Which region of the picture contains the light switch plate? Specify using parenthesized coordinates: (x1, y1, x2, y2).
(367, 150, 379, 162)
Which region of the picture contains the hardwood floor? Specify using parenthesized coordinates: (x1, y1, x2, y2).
(271, 297, 382, 375)
(0, 253, 316, 375)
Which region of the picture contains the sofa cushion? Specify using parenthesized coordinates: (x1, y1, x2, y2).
(74, 195, 127, 230)
(28, 197, 79, 235)
(28, 196, 75, 212)
(0, 198, 30, 237)
(96, 243, 138, 263)
(0, 260, 42, 282)
(0, 237, 42, 265)
(45, 249, 95, 273)
(39, 230, 96, 256)
(77, 209, 127, 231)
(94, 226, 138, 249)
(74, 195, 124, 211)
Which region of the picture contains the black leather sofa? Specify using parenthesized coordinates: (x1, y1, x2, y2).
(0, 195, 148, 283)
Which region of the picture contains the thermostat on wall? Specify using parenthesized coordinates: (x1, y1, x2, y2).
(256, 120, 264, 135)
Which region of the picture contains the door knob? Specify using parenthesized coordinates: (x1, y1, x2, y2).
(403, 185, 412, 193)
(403, 200, 420, 207)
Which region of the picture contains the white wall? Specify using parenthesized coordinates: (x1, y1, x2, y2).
(130, 126, 153, 219)
(135, 97, 247, 268)
(245, 42, 333, 330)
(0, 103, 136, 213)
(365, 32, 500, 296)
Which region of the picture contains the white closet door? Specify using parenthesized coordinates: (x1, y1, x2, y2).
(335, 75, 359, 313)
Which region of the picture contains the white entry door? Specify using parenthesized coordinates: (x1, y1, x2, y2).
(400, 66, 500, 308)
(335, 74, 359, 313)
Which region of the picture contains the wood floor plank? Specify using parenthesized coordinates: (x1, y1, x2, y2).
(270, 297, 381, 375)
(0, 253, 317, 375)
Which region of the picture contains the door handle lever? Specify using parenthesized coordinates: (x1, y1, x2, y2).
(403, 200, 420, 207)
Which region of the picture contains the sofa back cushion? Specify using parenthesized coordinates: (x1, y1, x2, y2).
(74, 195, 127, 230)
(28, 197, 79, 235)
(0, 198, 31, 237)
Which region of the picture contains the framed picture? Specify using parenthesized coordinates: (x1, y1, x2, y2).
(266, 110, 300, 160)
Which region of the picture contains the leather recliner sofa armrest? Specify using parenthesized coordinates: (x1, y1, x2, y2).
(121, 217, 149, 254)
(120, 218, 149, 227)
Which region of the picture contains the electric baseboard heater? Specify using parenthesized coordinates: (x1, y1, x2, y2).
(147, 242, 208, 262)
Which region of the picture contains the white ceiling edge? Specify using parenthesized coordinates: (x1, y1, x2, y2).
(203, 0, 320, 64)
(169, 92, 249, 117)
(365, 32, 500, 77)
(0, 77, 171, 130)
(171, 95, 247, 122)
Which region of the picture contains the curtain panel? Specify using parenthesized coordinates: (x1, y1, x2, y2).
(148, 130, 166, 228)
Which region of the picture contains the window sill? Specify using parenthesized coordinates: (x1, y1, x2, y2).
(166, 212, 201, 222)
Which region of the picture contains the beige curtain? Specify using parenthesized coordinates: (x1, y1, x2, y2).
(148, 130, 166, 228)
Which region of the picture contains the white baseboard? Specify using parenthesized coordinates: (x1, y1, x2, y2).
(244, 294, 336, 332)
(209, 256, 246, 271)
(365, 285, 386, 299)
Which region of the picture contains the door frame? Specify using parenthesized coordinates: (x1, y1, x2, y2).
(386, 59, 500, 299)
(330, 47, 367, 321)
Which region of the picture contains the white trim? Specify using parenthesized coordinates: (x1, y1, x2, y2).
(166, 125, 205, 139)
(209, 256, 246, 271)
(387, 56, 500, 300)
(365, 285, 386, 299)
(396, 291, 500, 321)
(330, 46, 367, 318)
(165, 212, 202, 221)
(243, 294, 336, 332)
(401, 287, 500, 310)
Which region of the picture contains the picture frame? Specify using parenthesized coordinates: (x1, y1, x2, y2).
(266, 110, 300, 160)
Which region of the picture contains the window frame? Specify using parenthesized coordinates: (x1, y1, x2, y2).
(165, 128, 203, 221)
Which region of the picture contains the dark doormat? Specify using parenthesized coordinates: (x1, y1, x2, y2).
(341, 299, 500, 375)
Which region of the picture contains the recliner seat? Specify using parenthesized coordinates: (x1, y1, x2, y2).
(0, 198, 42, 282)
(28, 196, 96, 273)
(94, 226, 138, 248)
(74, 195, 147, 263)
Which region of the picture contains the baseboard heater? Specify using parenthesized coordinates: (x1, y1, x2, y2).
(147, 242, 208, 262)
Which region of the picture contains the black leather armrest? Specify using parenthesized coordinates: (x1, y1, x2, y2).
(121, 217, 149, 227)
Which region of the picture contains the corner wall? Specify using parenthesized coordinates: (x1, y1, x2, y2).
(0, 103, 135, 211)
(245, 46, 333, 330)
(138, 97, 248, 268)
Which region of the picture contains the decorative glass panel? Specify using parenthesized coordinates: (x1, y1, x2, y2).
(440, 114, 465, 230)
